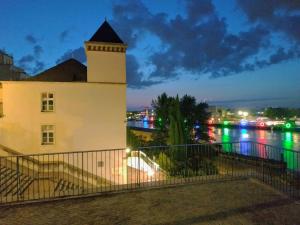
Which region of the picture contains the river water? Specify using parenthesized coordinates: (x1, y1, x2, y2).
(127, 121, 300, 151)
(128, 121, 300, 170)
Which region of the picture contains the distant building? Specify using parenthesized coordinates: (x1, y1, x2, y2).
(0, 50, 28, 80)
(0, 21, 127, 184)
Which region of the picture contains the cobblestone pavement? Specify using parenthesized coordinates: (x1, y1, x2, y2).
(0, 178, 299, 225)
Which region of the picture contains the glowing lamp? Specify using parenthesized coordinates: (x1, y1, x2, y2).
(259, 122, 265, 127)
(125, 148, 131, 154)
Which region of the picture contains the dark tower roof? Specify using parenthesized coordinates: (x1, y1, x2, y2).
(89, 21, 124, 44)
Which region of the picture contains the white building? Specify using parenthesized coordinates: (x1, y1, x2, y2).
(0, 21, 128, 184)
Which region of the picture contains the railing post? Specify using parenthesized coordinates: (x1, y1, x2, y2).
(138, 148, 140, 187)
(185, 144, 188, 180)
(16, 156, 20, 201)
(231, 143, 234, 178)
(81, 152, 84, 194)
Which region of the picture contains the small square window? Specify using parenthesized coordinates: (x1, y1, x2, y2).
(41, 125, 55, 145)
(41, 93, 54, 112)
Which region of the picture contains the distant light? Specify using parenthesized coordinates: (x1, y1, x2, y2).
(266, 121, 273, 126)
(143, 116, 148, 122)
(238, 111, 243, 116)
(242, 112, 249, 117)
(240, 119, 248, 126)
(223, 121, 229, 126)
(259, 122, 265, 127)
(285, 122, 292, 129)
(195, 125, 200, 129)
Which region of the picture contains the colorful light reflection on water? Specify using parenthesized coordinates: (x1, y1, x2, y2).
(208, 127, 300, 170)
(128, 121, 300, 170)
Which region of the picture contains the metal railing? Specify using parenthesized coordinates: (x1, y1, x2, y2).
(0, 141, 299, 205)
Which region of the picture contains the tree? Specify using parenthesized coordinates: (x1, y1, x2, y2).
(180, 95, 197, 127)
(151, 93, 173, 144)
(152, 93, 172, 129)
(264, 107, 300, 119)
(168, 96, 186, 145)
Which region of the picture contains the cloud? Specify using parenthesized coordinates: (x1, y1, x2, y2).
(17, 34, 46, 74)
(59, 30, 70, 42)
(25, 34, 38, 45)
(32, 61, 45, 74)
(18, 54, 35, 71)
(111, 0, 276, 81)
(17, 54, 45, 74)
(21, 0, 299, 87)
(33, 45, 43, 57)
(127, 54, 161, 88)
(55, 47, 86, 64)
(236, 0, 300, 42)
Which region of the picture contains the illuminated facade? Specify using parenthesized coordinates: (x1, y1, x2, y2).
(0, 21, 127, 184)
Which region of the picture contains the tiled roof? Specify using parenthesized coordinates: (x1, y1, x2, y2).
(27, 59, 87, 82)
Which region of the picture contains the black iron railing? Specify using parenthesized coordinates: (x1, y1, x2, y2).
(0, 141, 299, 204)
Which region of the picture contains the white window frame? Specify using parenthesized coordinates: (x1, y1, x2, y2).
(41, 92, 54, 112)
(41, 125, 55, 145)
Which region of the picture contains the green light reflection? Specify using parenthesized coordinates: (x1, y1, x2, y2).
(282, 132, 298, 170)
(222, 128, 231, 152)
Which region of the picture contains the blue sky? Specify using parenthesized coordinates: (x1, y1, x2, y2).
(1, 0, 300, 109)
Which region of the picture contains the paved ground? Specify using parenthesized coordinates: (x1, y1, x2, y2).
(0, 178, 299, 225)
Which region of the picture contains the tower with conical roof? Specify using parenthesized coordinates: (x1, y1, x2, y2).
(85, 20, 127, 83)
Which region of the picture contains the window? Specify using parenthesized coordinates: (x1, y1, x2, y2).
(41, 93, 54, 112)
(41, 125, 55, 145)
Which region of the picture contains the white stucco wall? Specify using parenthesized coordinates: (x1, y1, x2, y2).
(0, 81, 126, 154)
